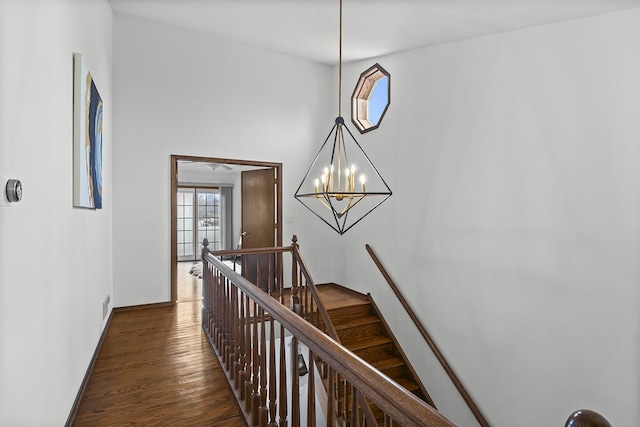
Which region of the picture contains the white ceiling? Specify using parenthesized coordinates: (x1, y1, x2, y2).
(108, 0, 640, 65)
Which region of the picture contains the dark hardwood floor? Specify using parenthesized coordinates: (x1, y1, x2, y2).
(72, 295, 245, 426)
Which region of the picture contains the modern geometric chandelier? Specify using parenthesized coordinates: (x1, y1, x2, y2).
(294, 0, 392, 235)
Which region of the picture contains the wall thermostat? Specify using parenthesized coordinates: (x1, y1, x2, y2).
(5, 179, 22, 203)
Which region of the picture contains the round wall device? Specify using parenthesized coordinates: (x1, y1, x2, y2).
(6, 179, 22, 202)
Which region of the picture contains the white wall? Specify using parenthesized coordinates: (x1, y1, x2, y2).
(0, 0, 113, 425)
(337, 9, 640, 427)
(112, 14, 338, 307)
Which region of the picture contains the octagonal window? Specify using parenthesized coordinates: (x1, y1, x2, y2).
(351, 63, 390, 134)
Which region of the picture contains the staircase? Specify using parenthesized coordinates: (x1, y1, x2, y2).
(313, 283, 435, 425)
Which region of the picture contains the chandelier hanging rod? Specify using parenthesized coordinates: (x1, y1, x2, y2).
(339, 0, 343, 117)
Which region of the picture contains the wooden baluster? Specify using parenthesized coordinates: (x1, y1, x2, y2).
(327, 367, 334, 426)
(259, 306, 269, 427)
(234, 285, 240, 370)
(384, 413, 393, 427)
(310, 297, 316, 330)
(306, 348, 316, 427)
(350, 385, 358, 427)
(222, 278, 230, 367)
(257, 253, 262, 291)
(279, 252, 285, 306)
(201, 261, 208, 333)
(208, 266, 214, 337)
(229, 285, 243, 376)
(291, 237, 300, 312)
(270, 252, 276, 295)
(209, 265, 215, 333)
(268, 253, 274, 295)
(224, 277, 232, 366)
(277, 251, 283, 293)
(215, 271, 224, 351)
(234, 285, 241, 358)
(230, 286, 238, 382)
(301, 270, 307, 317)
(235, 291, 245, 392)
(342, 376, 348, 424)
(244, 295, 253, 405)
(205, 267, 210, 331)
(278, 324, 288, 427)
(251, 299, 260, 425)
(213, 269, 219, 348)
(268, 315, 277, 427)
(291, 336, 300, 427)
(214, 266, 220, 335)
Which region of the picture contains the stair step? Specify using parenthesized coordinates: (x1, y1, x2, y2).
(341, 334, 391, 352)
(371, 356, 404, 371)
(334, 316, 382, 343)
(372, 356, 407, 379)
(327, 303, 372, 326)
(333, 315, 380, 331)
(394, 377, 421, 395)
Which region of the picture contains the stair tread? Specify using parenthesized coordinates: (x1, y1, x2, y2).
(341, 334, 392, 351)
(393, 377, 420, 393)
(333, 315, 380, 330)
(371, 356, 405, 371)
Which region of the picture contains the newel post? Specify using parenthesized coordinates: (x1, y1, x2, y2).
(201, 237, 210, 261)
(201, 237, 211, 334)
(291, 235, 301, 314)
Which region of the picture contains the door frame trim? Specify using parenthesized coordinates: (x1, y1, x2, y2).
(170, 154, 283, 303)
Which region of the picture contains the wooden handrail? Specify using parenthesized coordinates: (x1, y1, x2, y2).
(366, 243, 490, 427)
(565, 409, 612, 427)
(211, 246, 292, 257)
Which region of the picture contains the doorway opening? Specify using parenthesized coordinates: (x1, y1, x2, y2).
(170, 155, 282, 303)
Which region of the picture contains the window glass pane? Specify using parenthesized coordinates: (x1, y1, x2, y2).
(179, 187, 224, 259)
(177, 188, 196, 260)
(184, 192, 193, 204)
(369, 76, 388, 125)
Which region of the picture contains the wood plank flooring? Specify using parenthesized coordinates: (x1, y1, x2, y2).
(72, 299, 245, 426)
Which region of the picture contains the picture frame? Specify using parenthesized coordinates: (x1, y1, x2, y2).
(73, 52, 103, 209)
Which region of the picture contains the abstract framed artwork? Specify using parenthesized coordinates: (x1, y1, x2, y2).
(73, 53, 103, 209)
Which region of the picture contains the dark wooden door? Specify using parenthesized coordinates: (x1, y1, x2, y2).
(241, 168, 276, 290)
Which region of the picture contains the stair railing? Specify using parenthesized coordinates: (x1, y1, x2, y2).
(202, 237, 455, 426)
(366, 243, 490, 427)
